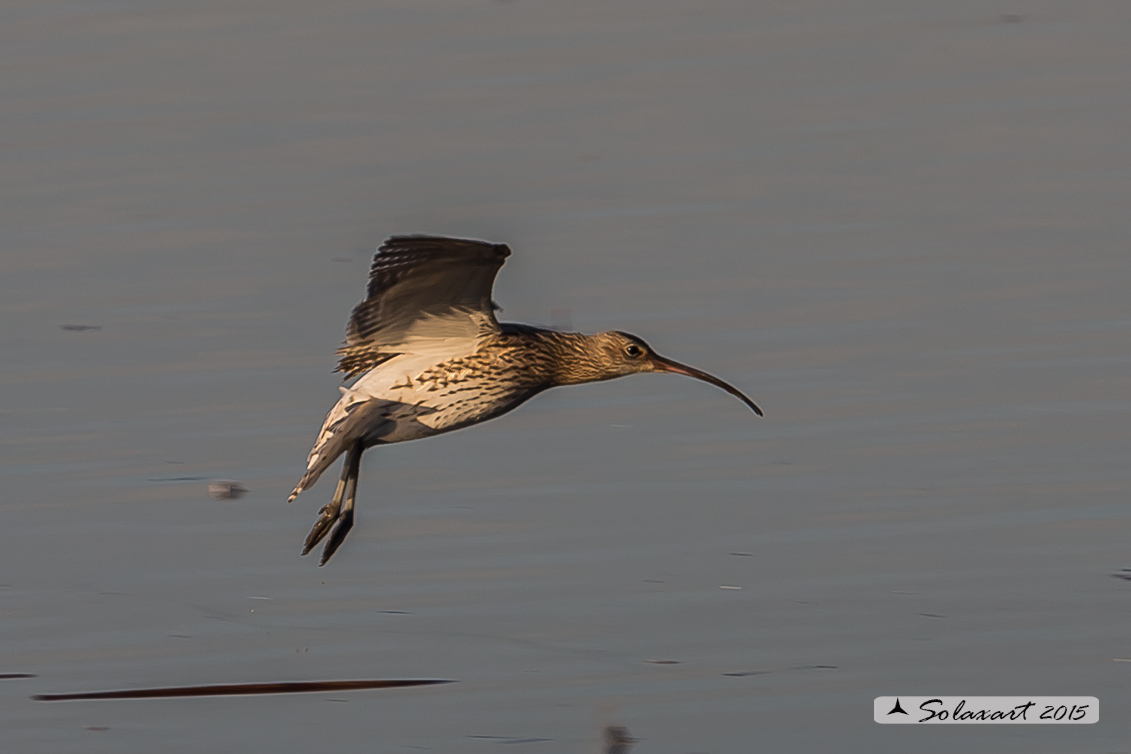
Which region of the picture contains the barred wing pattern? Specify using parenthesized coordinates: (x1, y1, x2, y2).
(336, 236, 512, 377)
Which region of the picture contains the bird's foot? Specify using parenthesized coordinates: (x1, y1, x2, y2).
(319, 508, 354, 566)
(301, 501, 354, 566)
(302, 501, 339, 555)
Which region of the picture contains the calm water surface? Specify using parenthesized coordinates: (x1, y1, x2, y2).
(2, 1, 1129, 752)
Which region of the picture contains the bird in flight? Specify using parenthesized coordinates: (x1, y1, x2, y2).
(290, 235, 762, 564)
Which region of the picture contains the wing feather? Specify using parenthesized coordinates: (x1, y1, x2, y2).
(336, 235, 511, 377)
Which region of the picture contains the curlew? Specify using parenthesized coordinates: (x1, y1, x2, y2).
(290, 235, 762, 564)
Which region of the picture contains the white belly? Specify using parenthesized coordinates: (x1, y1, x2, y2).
(337, 353, 531, 444)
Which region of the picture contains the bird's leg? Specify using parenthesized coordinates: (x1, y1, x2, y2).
(313, 441, 363, 566)
(301, 441, 361, 558)
(303, 443, 364, 565)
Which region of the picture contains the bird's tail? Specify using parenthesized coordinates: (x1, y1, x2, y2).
(287, 470, 321, 503)
(288, 453, 337, 503)
(288, 387, 368, 503)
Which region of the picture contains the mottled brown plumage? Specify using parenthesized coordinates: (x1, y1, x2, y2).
(290, 235, 761, 565)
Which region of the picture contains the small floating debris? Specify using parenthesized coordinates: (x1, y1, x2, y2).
(1111, 569, 1131, 582)
(59, 324, 102, 332)
(719, 585, 742, 590)
(919, 612, 946, 619)
(1, 673, 36, 680)
(33, 678, 453, 701)
(723, 670, 769, 677)
(209, 480, 248, 500)
(644, 659, 680, 665)
(605, 725, 636, 754)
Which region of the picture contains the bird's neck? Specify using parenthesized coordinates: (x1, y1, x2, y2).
(537, 330, 615, 387)
(499, 325, 615, 387)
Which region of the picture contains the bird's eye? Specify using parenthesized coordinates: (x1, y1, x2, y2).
(625, 344, 643, 358)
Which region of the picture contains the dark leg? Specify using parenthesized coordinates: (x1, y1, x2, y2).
(319, 444, 362, 566)
(302, 441, 363, 564)
(301, 449, 351, 556)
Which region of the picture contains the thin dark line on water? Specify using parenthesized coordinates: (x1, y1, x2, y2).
(723, 664, 837, 677)
(33, 678, 454, 701)
(145, 476, 208, 482)
(1, 673, 36, 680)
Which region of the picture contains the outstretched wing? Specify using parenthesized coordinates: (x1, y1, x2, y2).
(336, 235, 511, 377)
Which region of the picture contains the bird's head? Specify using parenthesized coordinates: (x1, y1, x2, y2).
(564, 331, 763, 416)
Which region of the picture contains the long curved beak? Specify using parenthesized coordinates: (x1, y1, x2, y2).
(651, 355, 763, 416)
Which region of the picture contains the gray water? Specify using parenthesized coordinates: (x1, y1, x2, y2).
(2, 1, 1129, 751)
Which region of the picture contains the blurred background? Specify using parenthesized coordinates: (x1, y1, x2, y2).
(1, 1, 1128, 751)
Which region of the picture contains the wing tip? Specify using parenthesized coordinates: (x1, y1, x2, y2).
(379, 234, 511, 261)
